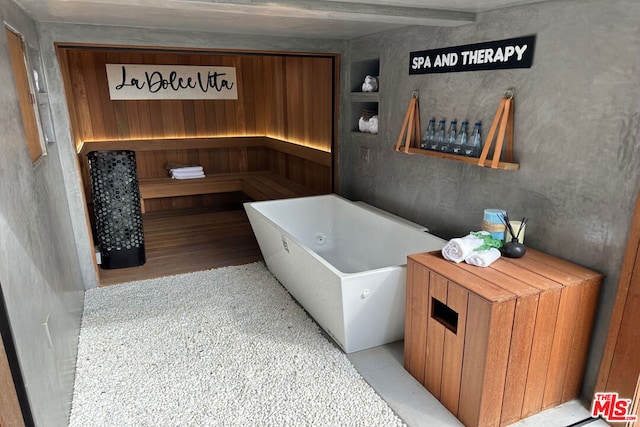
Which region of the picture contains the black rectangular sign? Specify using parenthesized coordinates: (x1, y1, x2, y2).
(409, 35, 536, 75)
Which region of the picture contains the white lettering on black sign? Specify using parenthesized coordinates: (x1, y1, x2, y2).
(409, 35, 536, 75)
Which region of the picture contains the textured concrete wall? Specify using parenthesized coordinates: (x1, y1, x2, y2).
(342, 0, 640, 399)
(36, 22, 347, 291)
(0, 1, 85, 425)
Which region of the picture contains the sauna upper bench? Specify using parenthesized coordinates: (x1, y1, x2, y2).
(78, 136, 331, 212)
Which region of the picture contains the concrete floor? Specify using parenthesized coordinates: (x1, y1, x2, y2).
(347, 341, 610, 427)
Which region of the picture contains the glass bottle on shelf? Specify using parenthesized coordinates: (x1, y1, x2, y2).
(439, 120, 457, 153)
(431, 119, 446, 151)
(463, 122, 483, 157)
(421, 119, 436, 150)
(451, 121, 468, 155)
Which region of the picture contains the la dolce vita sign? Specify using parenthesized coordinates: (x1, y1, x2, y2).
(106, 64, 238, 100)
(410, 35, 536, 74)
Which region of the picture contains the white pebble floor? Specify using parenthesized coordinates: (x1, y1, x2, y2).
(69, 262, 405, 426)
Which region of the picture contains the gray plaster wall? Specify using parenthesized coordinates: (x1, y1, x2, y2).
(36, 22, 348, 291)
(341, 0, 640, 399)
(0, 0, 85, 425)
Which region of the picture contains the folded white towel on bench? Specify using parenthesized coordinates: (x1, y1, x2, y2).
(172, 173, 205, 180)
(170, 166, 204, 174)
(171, 170, 205, 179)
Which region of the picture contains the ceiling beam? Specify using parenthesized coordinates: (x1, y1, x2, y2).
(181, 0, 476, 26)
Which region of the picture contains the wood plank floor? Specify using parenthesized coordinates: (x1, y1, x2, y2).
(98, 206, 263, 287)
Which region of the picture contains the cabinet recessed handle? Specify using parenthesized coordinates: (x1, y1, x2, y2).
(431, 297, 459, 334)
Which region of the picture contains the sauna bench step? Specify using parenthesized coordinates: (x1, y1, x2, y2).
(138, 171, 317, 204)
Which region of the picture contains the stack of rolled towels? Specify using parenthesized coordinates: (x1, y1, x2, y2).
(442, 231, 502, 268)
(169, 165, 205, 180)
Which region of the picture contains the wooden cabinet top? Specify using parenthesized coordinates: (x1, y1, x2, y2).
(408, 249, 603, 304)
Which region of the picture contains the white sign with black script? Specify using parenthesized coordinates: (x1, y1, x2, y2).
(106, 64, 238, 100)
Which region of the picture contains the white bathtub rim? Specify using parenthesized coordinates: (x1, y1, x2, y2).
(244, 194, 445, 277)
(244, 197, 440, 279)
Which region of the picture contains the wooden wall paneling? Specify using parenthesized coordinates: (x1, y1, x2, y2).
(285, 56, 304, 144)
(306, 56, 333, 149)
(62, 46, 336, 214)
(78, 50, 106, 141)
(95, 51, 119, 140)
(238, 56, 256, 135)
(66, 50, 95, 145)
(104, 52, 128, 139)
(264, 55, 287, 140)
(251, 56, 267, 136)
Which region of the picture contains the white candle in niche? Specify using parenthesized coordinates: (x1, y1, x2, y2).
(505, 220, 526, 244)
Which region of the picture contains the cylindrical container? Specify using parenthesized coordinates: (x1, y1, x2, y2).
(505, 220, 526, 244)
(482, 209, 507, 241)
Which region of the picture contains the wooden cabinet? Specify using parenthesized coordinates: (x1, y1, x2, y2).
(404, 250, 603, 427)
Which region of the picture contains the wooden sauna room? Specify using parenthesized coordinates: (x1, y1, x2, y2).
(56, 45, 339, 285)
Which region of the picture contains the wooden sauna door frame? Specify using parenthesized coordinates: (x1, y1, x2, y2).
(596, 190, 640, 404)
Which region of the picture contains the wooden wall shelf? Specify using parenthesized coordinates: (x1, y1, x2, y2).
(398, 146, 520, 171)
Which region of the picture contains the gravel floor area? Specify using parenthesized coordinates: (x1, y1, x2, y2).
(69, 262, 405, 426)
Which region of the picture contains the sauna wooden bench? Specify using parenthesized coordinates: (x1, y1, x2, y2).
(138, 170, 318, 207)
(404, 249, 603, 427)
(78, 136, 330, 211)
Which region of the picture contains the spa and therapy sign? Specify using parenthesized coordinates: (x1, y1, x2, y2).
(409, 35, 536, 75)
(106, 64, 238, 100)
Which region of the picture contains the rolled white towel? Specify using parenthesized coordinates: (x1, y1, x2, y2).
(170, 166, 203, 173)
(441, 233, 485, 263)
(464, 248, 501, 268)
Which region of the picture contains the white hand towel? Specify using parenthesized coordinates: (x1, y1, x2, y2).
(441, 233, 485, 263)
(464, 248, 501, 268)
(170, 166, 203, 173)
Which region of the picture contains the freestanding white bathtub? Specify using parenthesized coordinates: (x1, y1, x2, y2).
(244, 194, 446, 353)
